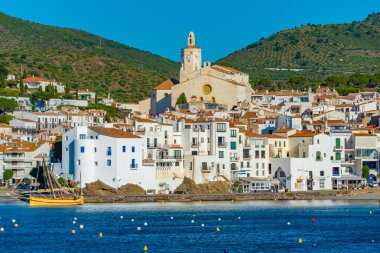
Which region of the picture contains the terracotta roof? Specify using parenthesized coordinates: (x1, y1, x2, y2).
(23, 77, 54, 83)
(352, 133, 376, 137)
(211, 65, 245, 75)
(273, 128, 294, 133)
(241, 112, 258, 119)
(131, 117, 156, 123)
(335, 103, 354, 108)
(13, 118, 36, 123)
(316, 87, 333, 93)
(289, 130, 319, 138)
(0, 123, 11, 128)
(244, 130, 286, 139)
(89, 127, 140, 138)
(154, 78, 179, 90)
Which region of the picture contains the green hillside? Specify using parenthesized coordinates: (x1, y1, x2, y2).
(217, 13, 380, 88)
(0, 12, 179, 102)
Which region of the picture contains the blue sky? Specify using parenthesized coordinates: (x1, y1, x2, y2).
(0, 0, 379, 62)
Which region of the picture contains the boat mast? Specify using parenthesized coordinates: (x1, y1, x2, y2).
(43, 157, 56, 199)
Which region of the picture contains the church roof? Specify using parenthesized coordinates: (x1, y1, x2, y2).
(211, 65, 246, 75)
(154, 78, 179, 90)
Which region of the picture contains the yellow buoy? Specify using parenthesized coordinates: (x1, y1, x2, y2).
(216, 227, 220, 232)
(99, 232, 103, 237)
(144, 245, 148, 251)
(298, 238, 303, 244)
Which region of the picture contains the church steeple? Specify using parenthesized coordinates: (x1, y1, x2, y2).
(180, 31, 202, 83)
(187, 32, 195, 47)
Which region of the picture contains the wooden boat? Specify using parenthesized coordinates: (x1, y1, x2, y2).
(29, 159, 84, 207)
(30, 195, 84, 206)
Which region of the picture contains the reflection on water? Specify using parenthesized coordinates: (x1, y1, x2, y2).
(0, 200, 379, 253)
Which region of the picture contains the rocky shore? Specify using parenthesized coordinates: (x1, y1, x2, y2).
(84, 188, 380, 203)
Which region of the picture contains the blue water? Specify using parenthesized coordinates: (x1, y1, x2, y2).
(0, 200, 380, 252)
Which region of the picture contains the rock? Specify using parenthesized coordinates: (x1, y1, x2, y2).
(83, 180, 120, 196)
(119, 184, 145, 195)
(175, 177, 229, 194)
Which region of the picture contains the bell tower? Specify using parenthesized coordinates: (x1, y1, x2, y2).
(180, 31, 202, 83)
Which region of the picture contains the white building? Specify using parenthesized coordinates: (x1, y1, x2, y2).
(22, 76, 65, 93)
(62, 126, 156, 189)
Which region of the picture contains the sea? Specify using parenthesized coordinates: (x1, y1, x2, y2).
(0, 200, 379, 252)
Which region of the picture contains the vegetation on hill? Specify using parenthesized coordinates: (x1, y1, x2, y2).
(217, 13, 380, 91)
(0, 12, 179, 102)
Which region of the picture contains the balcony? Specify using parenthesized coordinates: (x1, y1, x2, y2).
(243, 155, 251, 160)
(193, 128, 206, 132)
(3, 156, 32, 162)
(201, 166, 212, 173)
(230, 156, 239, 162)
(156, 155, 182, 160)
(147, 144, 161, 149)
(243, 143, 251, 149)
(218, 142, 228, 148)
(191, 143, 199, 148)
(130, 164, 139, 169)
(334, 146, 343, 150)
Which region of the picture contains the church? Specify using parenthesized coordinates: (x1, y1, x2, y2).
(149, 32, 253, 115)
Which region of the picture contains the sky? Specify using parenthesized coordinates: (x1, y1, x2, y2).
(0, 0, 379, 62)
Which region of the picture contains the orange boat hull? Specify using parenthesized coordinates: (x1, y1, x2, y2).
(29, 196, 84, 206)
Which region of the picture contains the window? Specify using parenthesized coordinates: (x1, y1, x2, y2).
(79, 134, 86, 139)
(185, 125, 191, 129)
(174, 150, 182, 159)
(335, 138, 341, 148)
(230, 142, 236, 150)
(107, 160, 111, 166)
(283, 141, 286, 147)
(132, 146, 135, 153)
(147, 138, 150, 147)
(77, 160, 80, 165)
(320, 171, 324, 177)
(317, 139, 320, 144)
(107, 147, 112, 156)
(65, 136, 68, 141)
(231, 129, 237, 137)
(316, 151, 321, 161)
(175, 162, 179, 166)
(275, 141, 277, 147)
(255, 150, 259, 158)
(131, 159, 136, 169)
(80, 146, 85, 153)
(65, 147, 68, 152)
(122, 146, 126, 152)
(319, 179, 325, 189)
(261, 151, 265, 158)
(279, 141, 281, 147)
(256, 163, 259, 169)
(94, 147, 97, 153)
(219, 151, 224, 158)
(216, 123, 226, 132)
(335, 152, 341, 161)
(95, 161, 98, 166)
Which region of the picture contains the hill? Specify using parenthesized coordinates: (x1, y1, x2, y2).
(217, 13, 380, 88)
(0, 12, 179, 102)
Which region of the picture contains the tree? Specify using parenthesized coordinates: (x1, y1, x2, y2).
(0, 97, 18, 113)
(258, 77, 272, 86)
(19, 75, 25, 95)
(362, 165, 370, 180)
(95, 93, 98, 104)
(3, 169, 13, 186)
(176, 93, 187, 105)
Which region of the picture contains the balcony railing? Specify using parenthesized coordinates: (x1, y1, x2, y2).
(201, 166, 212, 173)
(230, 156, 239, 162)
(130, 164, 139, 169)
(243, 155, 251, 160)
(218, 142, 228, 148)
(191, 143, 199, 148)
(157, 155, 182, 160)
